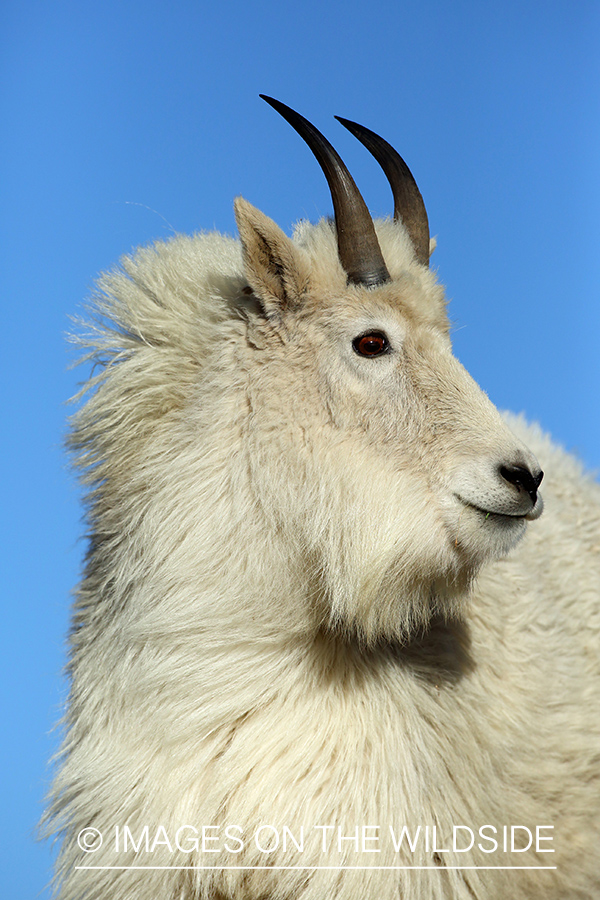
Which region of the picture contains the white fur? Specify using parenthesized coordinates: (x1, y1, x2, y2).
(45, 201, 600, 900)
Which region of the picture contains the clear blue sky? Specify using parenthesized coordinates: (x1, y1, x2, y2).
(1, 1, 598, 895)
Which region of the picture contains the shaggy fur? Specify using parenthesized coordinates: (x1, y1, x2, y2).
(46, 195, 600, 899)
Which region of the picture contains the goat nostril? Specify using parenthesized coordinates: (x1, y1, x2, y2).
(500, 465, 543, 504)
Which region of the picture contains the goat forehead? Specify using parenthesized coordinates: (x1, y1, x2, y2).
(299, 287, 448, 338)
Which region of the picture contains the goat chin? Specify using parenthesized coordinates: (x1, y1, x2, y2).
(44, 105, 600, 900)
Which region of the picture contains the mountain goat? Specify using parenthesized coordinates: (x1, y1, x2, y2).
(46, 97, 600, 900)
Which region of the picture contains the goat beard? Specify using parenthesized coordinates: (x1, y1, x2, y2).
(307, 536, 480, 648)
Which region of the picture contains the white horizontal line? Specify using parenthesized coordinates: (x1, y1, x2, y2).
(75, 865, 558, 871)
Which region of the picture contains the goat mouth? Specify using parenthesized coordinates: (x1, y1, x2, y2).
(460, 496, 543, 523)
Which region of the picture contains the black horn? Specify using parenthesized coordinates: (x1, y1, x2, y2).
(335, 117, 430, 267)
(260, 95, 390, 287)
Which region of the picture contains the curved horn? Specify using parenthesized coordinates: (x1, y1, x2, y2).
(260, 95, 390, 287)
(335, 117, 430, 267)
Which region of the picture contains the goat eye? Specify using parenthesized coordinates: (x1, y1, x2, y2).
(352, 331, 390, 357)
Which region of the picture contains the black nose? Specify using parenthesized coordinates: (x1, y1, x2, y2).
(500, 465, 544, 504)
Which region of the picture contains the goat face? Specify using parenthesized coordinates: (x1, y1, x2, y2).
(234, 162, 542, 643)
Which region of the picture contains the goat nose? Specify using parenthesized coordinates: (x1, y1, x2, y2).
(500, 465, 544, 504)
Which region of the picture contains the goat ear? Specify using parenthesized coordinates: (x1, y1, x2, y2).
(234, 197, 310, 313)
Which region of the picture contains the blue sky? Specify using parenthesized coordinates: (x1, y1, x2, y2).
(2, 1, 598, 895)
